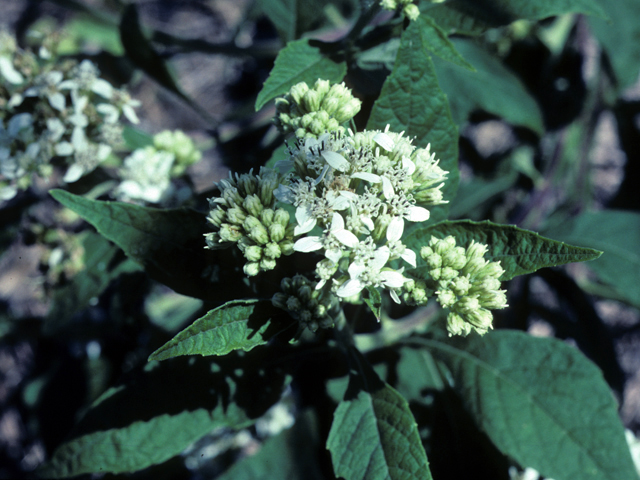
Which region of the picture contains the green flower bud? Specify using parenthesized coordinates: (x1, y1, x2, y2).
(447, 312, 473, 337)
(287, 296, 302, 311)
(263, 242, 281, 259)
(237, 173, 258, 196)
(260, 257, 277, 271)
(204, 232, 223, 249)
(272, 292, 287, 310)
(289, 82, 309, 104)
(303, 89, 321, 112)
(226, 206, 247, 225)
(219, 224, 243, 243)
(207, 207, 226, 228)
(258, 170, 280, 207)
(244, 262, 260, 277)
(313, 79, 331, 98)
(425, 252, 442, 270)
(437, 289, 457, 308)
(280, 239, 295, 256)
(243, 216, 270, 245)
(269, 223, 286, 243)
(451, 276, 470, 296)
(440, 267, 458, 282)
(243, 245, 263, 262)
(260, 208, 275, 227)
(273, 208, 290, 226)
(243, 194, 264, 217)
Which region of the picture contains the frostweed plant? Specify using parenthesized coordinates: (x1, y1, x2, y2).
(35, 1, 640, 479)
(0, 31, 140, 201)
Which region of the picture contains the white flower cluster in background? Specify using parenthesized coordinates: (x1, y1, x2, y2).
(115, 130, 202, 204)
(0, 31, 140, 201)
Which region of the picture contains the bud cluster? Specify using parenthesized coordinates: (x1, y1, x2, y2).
(274, 79, 362, 139)
(153, 129, 201, 177)
(272, 274, 340, 332)
(420, 236, 508, 336)
(0, 31, 140, 201)
(205, 168, 295, 276)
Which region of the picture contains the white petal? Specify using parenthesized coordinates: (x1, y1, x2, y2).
(294, 217, 316, 235)
(334, 229, 359, 248)
(361, 215, 374, 231)
(339, 191, 358, 201)
(325, 248, 343, 263)
(96, 103, 119, 123)
(348, 261, 367, 278)
(54, 142, 74, 156)
(0, 56, 24, 84)
(329, 212, 345, 231)
(380, 270, 407, 289)
(336, 279, 364, 298)
(386, 216, 404, 242)
(293, 236, 323, 252)
(381, 176, 394, 199)
(123, 104, 140, 124)
(329, 194, 351, 210)
(389, 289, 401, 304)
(294, 205, 316, 235)
(402, 156, 416, 175)
(322, 151, 350, 172)
(371, 246, 391, 270)
(91, 79, 114, 99)
(0, 185, 18, 200)
(351, 171, 381, 183)
(64, 164, 85, 183)
(373, 132, 394, 151)
(401, 248, 417, 268)
(406, 205, 430, 222)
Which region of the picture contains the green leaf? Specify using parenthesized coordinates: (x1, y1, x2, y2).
(425, 0, 606, 35)
(416, 15, 475, 71)
(363, 286, 382, 321)
(416, 330, 638, 480)
(405, 219, 602, 281)
(589, 0, 640, 89)
(49, 189, 252, 303)
(38, 352, 290, 478)
(45, 231, 141, 333)
(255, 39, 346, 111)
(543, 210, 640, 308)
(433, 39, 544, 133)
(327, 348, 432, 480)
(149, 299, 295, 361)
(448, 171, 519, 219)
(216, 410, 322, 480)
(122, 125, 154, 150)
(367, 21, 459, 225)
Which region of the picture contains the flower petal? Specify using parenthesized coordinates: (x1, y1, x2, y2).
(333, 229, 359, 248)
(351, 171, 381, 183)
(293, 236, 323, 252)
(380, 270, 407, 289)
(401, 248, 416, 268)
(374, 132, 394, 151)
(406, 205, 430, 222)
(386, 216, 404, 242)
(322, 151, 350, 172)
(336, 279, 364, 298)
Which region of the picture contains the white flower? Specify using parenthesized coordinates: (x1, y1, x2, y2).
(336, 245, 407, 302)
(0, 56, 24, 84)
(24, 71, 66, 111)
(294, 212, 359, 263)
(115, 147, 175, 203)
(386, 216, 416, 267)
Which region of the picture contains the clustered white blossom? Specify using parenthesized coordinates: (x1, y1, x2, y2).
(207, 79, 508, 336)
(115, 129, 201, 204)
(274, 125, 448, 304)
(0, 31, 140, 201)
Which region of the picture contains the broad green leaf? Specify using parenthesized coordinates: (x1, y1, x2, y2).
(327, 347, 432, 480)
(49, 190, 252, 303)
(405, 219, 602, 281)
(425, 0, 606, 35)
(590, 0, 640, 89)
(122, 125, 154, 150)
(368, 21, 459, 225)
(255, 39, 346, 111)
(417, 15, 475, 71)
(433, 39, 544, 133)
(45, 231, 141, 333)
(38, 352, 290, 478)
(145, 289, 203, 333)
(416, 330, 638, 480)
(364, 286, 382, 321)
(58, 15, 123, 55)
(216, 410, 322, 480)
(543, 210, 640, 309)
(149, 299, 295, 361)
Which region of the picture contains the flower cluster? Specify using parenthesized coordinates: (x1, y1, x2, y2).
(0, 31, 140, 201)
(420, 236, 508, 336)
(272, 274, 340, 332)
(115, 130, 201, 204)
(275, 125, 448, 303)
(205, 168, 295, 276)
(274, 80, 362, 139)
(380, 0, 420, 21)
